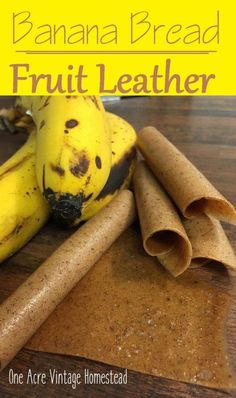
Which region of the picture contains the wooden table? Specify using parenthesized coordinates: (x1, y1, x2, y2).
(0, 96, 236, 398)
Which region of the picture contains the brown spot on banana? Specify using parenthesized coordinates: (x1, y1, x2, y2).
(70, 152, 90, 177)
(96, 146, 136, 200)
(90, 96, 100, 110)
(65, 119, 79, 129)
(50, 163, 65, 177)
(42, 164, 46, 191)
(0, 219, 29, 245)
(85, 175, 91, 186)
(95, 156, 102, 169)
(82, 96, 101, 110)
(39, 120, 45, 130)
(38, 96, 51, 111)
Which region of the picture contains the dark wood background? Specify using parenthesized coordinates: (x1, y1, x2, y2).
(0, 96, 236, 398)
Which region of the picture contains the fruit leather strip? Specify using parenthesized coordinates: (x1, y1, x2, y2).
(133, 161, 192, 277)
(183, 214, 236, 270)
(137, 126, 236, 225)
(0, 190, 136, 371)
(26, 227, 234, 389)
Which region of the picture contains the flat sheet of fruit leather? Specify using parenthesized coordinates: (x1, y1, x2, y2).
(133, 161, 192, 276)
(137, 127, 236, 225)
(183, 215, 236, 270)
(0, 190, 136, 371)
(26, 226, 236, 388)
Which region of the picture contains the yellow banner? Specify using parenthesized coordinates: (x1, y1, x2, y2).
(0, 0, 235, 95)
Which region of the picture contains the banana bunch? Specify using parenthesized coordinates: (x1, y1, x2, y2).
(0, 96, 136, 263)
(18, 96, 112, 227)
(0, 132, 50, 263)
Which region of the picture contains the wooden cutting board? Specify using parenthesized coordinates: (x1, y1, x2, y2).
(0, 96, 236, 398)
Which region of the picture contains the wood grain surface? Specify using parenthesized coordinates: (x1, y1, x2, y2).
(0, 96, 236, 398)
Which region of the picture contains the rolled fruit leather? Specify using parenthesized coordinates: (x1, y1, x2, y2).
(133, 161, 192, 277)
(137, 127, 236, 225)
(183, 215, 236, 270)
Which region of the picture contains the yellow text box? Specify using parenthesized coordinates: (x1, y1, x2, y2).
(0, 0, 234, 95)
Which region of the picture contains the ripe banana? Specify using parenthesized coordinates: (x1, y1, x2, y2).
(17, 96, 112, 227)
(0, 132, 50, 263)
(81, 111, 137, 221)
(0, 109, 136, 263)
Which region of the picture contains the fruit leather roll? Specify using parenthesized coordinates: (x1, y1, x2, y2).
(133, 161, 192, 277)
(137, 127, 236, 225)
(0, 190, 136, 371)
(183, 215, 236, 270)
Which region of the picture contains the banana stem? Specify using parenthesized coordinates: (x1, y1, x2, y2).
(0, 107, 34, 134)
